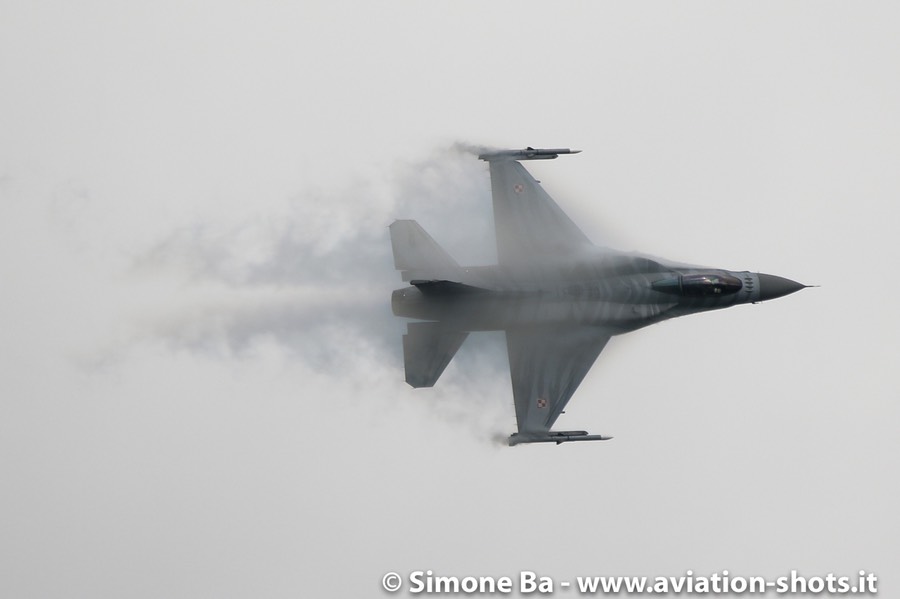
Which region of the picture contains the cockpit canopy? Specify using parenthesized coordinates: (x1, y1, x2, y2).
(652, 273, 743, 296)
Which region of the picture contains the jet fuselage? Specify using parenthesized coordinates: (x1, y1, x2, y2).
(392, 252, 802, 335)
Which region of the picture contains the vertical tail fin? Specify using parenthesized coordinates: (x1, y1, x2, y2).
(389, 220, 460, 282)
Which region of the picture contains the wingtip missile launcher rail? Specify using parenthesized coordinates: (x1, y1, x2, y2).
(508, 430, 613, 446)
(478, 147, 581, 162)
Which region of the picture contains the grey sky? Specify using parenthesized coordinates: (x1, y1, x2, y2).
(1, 2, 898, 597)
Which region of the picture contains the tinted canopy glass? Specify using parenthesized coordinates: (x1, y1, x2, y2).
(681, 274, 743, 296)
(652, 274, 743, 296)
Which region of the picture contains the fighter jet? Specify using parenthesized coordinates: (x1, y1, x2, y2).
(390, 147, 807, 446)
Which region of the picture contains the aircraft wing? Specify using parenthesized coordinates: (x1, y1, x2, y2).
(505, 325, 611, 434)
(486, 158, 594, 264)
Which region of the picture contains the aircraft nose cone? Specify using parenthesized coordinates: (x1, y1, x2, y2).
(757, 273, 806, 301)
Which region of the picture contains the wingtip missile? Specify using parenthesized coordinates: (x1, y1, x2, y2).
(478, 147, 582, 162)
(508, 430, 612, 446)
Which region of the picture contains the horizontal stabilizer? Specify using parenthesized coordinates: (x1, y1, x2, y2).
(403, 322, 468, 388)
